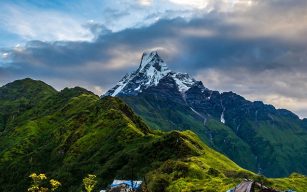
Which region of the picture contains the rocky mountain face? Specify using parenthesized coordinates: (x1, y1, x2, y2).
(104, 51, 307, 177)
(105, 51, 199, 97)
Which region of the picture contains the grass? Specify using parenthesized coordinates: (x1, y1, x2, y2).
(0, 78, 306, 192)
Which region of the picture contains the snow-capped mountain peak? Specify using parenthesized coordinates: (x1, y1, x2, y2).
(138, 51, 169, 72)
(103, 51, 203, 97)
(135, 51, 171, 86)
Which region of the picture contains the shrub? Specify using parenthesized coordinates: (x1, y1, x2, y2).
(207, 168, 220, 177)
(147, 174, 170, 192)
(27, 173, 61, 192)
(83, 174, 97, 192)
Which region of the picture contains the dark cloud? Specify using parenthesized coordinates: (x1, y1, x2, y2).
(1, 0, 307, 116)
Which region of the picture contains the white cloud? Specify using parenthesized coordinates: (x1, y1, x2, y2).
(196, 68, 307, 118)
(0, 4, 94, 42)
(97, 48, 141, 70)
(0, 0, 256, 45)
(0, 51, 11, 67)
(13, 44, 25, 52)
(169, 0, 209, 9)
(248, 94, 307, 113)
(93, 86, 104, 95)
(180, 28, 215, 37)
(2, 52, 9, 59)
(138, 0, 153, 6)
(168, 0, 254, 11)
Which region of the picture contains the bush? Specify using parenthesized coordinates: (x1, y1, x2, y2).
(83, 174, 97, 192)
(28, 173, 61, 192)
(147, 174, 170, 192)
(207, 168, 220, 177)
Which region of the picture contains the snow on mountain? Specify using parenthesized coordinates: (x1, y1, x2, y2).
(104, 51, 200, 96)
(171, 73, 197, 93)
(137, 51, 171, 87)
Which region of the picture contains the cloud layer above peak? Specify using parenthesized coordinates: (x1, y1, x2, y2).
(1, 0, 307, 117)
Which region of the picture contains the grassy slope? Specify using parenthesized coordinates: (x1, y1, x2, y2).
(251, 118, 307, 176)
(0, 79, 306, 192)
(0, 78, 57, 132)
(122, 96, 258, 173)
(122, 95, 307, 177)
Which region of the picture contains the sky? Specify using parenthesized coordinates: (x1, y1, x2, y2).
(0, 0, 307, 118)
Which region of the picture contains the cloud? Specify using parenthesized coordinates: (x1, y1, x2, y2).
(83, 21, 112, 40)
(0, 0, 260, 47)
(168, 0, 255, 11)
(195, 68, 307, 118)
(169, 0, 209, 9)
(0, 4, 95, 42)
(1, 0, 307, 117)
(138, 0, 153, 6)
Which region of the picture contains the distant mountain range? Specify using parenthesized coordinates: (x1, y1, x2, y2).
(104, 51, 307, 177)
(0, 78, 306, 192)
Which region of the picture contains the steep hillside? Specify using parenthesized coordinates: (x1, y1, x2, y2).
(0, 79, 306, 192)
(105, 51, 307, 177)
(0, 78, 57, 131)
(122, 95, 257, 173)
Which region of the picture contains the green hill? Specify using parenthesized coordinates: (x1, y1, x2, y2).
(0, 79, 306, 191)
(121, 93, 307, 177)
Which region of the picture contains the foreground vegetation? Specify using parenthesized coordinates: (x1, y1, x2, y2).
(0, 78, 306, 191)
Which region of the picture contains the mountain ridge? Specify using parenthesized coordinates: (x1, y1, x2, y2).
(104, 51, 307, 177)
(104, 51, 300, 120)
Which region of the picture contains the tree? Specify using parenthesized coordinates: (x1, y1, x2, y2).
(28, 173, 61, 192)
(83, 174, 97, 192)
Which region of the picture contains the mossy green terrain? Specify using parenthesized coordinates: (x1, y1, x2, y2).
(122, 96, 258, 174)
(0, 79, 306, 191)
(121, 94, 307, 178)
